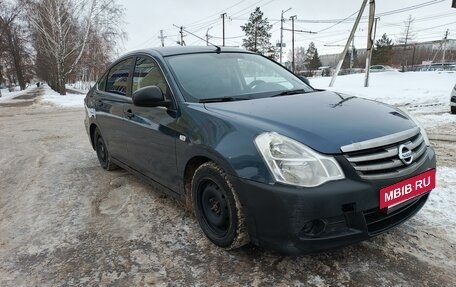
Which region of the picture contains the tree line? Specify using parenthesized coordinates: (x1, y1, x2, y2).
(240, 8, 453, 74)
(0, 0, 125, 95)
(240, 7, 321, 74)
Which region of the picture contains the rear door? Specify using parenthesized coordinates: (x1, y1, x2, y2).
(123, 56, 180, 190)
(94, 57, 134, 163)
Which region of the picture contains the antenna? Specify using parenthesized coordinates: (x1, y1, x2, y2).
(173, 24, 221, 53)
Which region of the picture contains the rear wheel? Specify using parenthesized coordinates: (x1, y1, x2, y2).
(192, 162, 249, 249)
(94, 128, 117, 171)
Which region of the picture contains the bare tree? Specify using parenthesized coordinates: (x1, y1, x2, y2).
(29, 0, 125, 94)
(0, 0, 32, 90)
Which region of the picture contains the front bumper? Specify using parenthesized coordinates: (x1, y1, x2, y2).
(231, 147, 436, 255)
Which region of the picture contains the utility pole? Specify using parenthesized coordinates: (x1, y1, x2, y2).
(173, 25, 186, 46)
(426, 41, 443, 71)
(158, 30, 166, 47)
(280, 8, 292, 64)
(401, 16, 413, 72)
(411, 43, 416, 70)
(179, 26, 185, 46)
(289, 15, 297, 72)
(221, 13, 227, 46)
(330, 0, 369, 87)
(350, 37, 355, 72)
(205, 27, 213, 46)
(364, 5, 377, 88)
(442, 29, 449, 68)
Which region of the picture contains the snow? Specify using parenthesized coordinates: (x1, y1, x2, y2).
(416, 113, 456, 129)
(310, 71, 455, 107)
(0, 86, 32, 101)
(40, 85, 85, 108)
(1, 84, 85, 108)
(66, 82, 94, 93)
(421, 166, 456, 242)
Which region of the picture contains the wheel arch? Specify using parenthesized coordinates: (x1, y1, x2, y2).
(182, 153, 237, 211)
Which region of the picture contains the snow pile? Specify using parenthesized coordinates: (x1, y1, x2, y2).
(66, 82, 94, 93)
(310, 71, 455, 107)
(422, 167, 456, 242)
(416, 113, 456, 129)
(41, 85, 85, 108)
(0, 86, 32, 101)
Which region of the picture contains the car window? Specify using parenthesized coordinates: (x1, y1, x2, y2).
(97, 72, 107, 91)
(237, 58, 293, 89)
(105, 58, 133, 96)
(133, 57, 169, 98)
(166, 53, 312, 102)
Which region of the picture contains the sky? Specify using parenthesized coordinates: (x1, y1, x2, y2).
(117, 0, 456, 58)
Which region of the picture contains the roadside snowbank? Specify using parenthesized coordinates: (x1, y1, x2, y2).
(0, 86, 32, 101)
(310, 71, 455, 106)
(423, 166, 456, 242)
(41, 85, 85, 108)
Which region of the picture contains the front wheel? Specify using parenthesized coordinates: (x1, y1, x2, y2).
(192, 162, 249, 249)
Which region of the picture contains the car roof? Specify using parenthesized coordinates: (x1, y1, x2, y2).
(124, 46, 256, 57)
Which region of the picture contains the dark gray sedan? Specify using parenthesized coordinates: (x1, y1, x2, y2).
(84, 47, 436, 254)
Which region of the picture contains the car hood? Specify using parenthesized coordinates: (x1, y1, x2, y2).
(204, 90, 417, 154)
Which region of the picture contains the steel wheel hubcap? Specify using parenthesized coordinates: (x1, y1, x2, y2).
(200, 180, 229, 235)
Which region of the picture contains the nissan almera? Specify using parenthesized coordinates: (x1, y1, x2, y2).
(84, 47, 436, 254)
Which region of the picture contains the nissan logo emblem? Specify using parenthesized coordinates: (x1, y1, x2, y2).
(398, 144, 413, 165)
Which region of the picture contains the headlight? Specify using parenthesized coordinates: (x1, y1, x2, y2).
(399, 108, 431, 146)
(254, 132, 345, 187)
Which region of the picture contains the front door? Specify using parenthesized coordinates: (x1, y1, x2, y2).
(95, 57, 134, 163)
(123, 56, 180, 191)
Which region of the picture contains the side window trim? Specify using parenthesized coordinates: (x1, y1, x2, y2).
(131, 55, 177, 107)
(97, 71, 108, 91)
(104, 57, 135, 97)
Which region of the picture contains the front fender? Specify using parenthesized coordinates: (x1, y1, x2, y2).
(176, 104, 273, 184)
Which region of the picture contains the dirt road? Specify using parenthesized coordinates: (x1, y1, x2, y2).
(0, 88, 455, 286)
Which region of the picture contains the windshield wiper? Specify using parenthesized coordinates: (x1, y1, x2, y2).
(199, 96, 250, 103)
(271, 89, 307, 97)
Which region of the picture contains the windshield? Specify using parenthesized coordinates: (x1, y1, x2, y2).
(165, 52, 313, 103)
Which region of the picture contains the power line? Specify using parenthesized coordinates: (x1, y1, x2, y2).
(130, 31, 160, 49)
(413, 20, 456, 33)
(288, 0, 446, 24)
(212, 35, 244, 39)
(183, 0, 246, 28)
(316, 10, 360, 33)
(376, 0, 445, 17)
(229, 0, 269, 18)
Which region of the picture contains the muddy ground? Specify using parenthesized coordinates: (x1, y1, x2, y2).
(0, 88, 455, 286)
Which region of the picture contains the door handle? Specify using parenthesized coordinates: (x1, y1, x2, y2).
(125, 109, 134, 119)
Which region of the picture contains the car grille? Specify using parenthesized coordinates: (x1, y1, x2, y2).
(341, 127, 428, 180)
(363, 193, 428, 235)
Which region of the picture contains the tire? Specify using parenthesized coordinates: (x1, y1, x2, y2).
(192, 162, 250, 250)
(94, 128, 118, 171)
(451, 106, 456, 114)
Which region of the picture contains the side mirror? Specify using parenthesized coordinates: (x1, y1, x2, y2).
(132, 85, 167, 107)
(298, 75, 311, 86)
